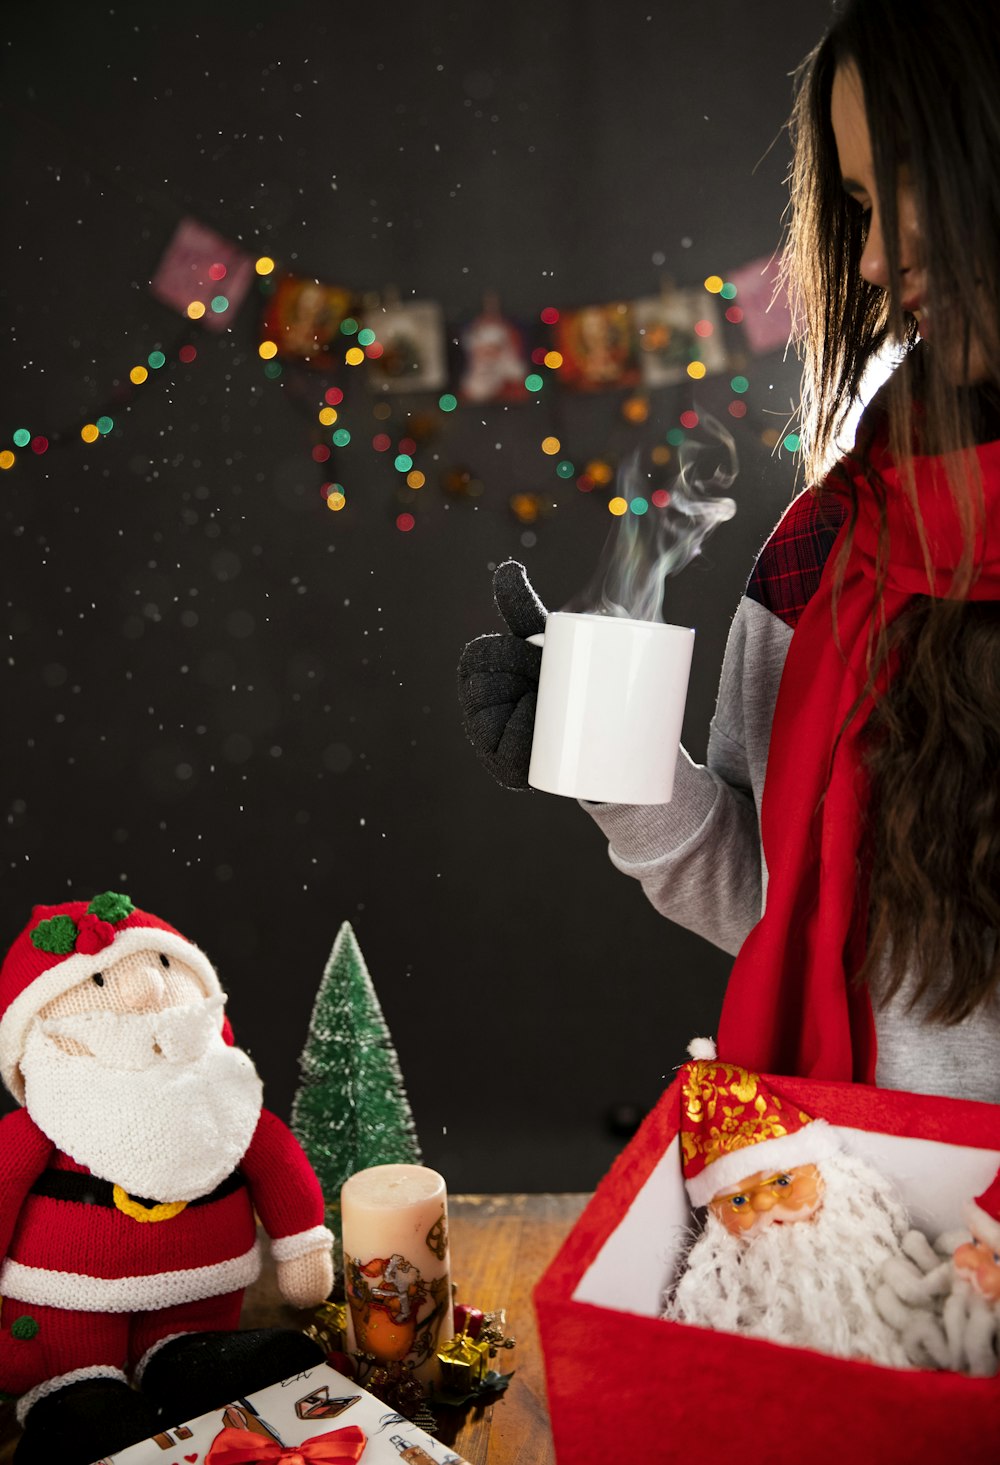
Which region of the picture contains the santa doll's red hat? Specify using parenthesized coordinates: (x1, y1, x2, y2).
(965, 1169, 1000, 1255)
(680, 1039, 841, 1207)
(0, 891, 224, 1103)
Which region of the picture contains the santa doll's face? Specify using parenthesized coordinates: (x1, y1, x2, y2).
(709, 1163, 825, 1237)
(953, 1234, 1000, 1303)
(19, 945, 263, 1202)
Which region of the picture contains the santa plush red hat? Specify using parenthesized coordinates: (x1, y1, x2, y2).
(679, 1039, 841, 1207)
(965, 1169, 1000, 1255)
(0, 891, 224, 1103)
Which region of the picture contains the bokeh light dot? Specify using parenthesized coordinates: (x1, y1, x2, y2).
(96, 416, 114, 435)
(30, 437, 48, 455)
(704, 275, 724, 294)
(530, 347, 547, 366)
(259, 341, 278, 360)
(694, 320, 714, 338)
(263, 361, 283, 379)
(783, 432, 802, 452)
(210, 295, 229, 314)
(312, 444, 332, 463)
(394, 453, 414, 473)
(208, 262, 227, 282)
(543, 351, 563, 370)
(365, 342, 383, 359)
(398, 437, 416, 455)
(255, 256, 275, 275)
(318, 407, 337, 426)
(687, 361, 707, 380)
(396, 512, 416, 532)
(651, 488, 671, 508)
(651, 444, 672, 465)
(586, 459, 613, 485)
(525, 373, 544, 392)
(0, 451, 14, 470)
(345, 347, 365, 366)
(373, 434, 392, 452)
(187, 300, 206, 320)
(728, 400, 748, 419)
(541, 436, 561, 456)
(608, 496, 628, 516)
(325, 387, 344, 406)
(81, 424, 99, 443)
(666, 427, 686, 447)
(407, 470, 426, 489)
(130, 366, 148, 385)
(556, 460, 575, 479)
(333, 428, 352, 447)
(731, 375, 750, 393)
(12, 429, 30, 448)
(576, 474, 595, 493)
(340, 318, 359, 336)
(680, 410, 699, 429)
(179, 345, 197, 364)
(147, 350, 166, 370)
(540, 306, 560, 324)
(720, 282, 738, 300)
(438, 393, 458, 413)
(761, 428, 782, 449)
(327, 491, 346, 512)
(356, 328, 376, 347)
(630, 497, 649, 516)
(725, 306, 744, 324)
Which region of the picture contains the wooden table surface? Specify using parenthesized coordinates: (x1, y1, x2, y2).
(0, 1192, 589, 1465)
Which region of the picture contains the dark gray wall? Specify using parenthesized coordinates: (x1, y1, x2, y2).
(0, 0, 830, 1190)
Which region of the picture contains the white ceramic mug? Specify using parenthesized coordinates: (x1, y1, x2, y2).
(526, 612, 694, 804)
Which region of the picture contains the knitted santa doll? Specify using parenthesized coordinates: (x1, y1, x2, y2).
(0, 892, 335, 1465)
(661, 1042, 911, 1365)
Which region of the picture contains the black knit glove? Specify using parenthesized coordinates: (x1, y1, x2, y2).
(457, 560, 547, 790)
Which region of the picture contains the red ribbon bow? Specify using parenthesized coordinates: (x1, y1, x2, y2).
(205, 1425, 367, 1465)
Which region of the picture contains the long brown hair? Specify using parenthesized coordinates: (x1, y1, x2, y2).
(784, 0, 1000, 1021)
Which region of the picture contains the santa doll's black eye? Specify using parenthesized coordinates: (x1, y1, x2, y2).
(159, 955, 170, 968)
(92, 973, 105, 987)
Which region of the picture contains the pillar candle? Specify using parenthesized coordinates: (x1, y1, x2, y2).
(341, 1163, 453, 1384)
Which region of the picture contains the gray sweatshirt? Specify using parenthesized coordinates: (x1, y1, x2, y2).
(584, 589, 1000, 1104)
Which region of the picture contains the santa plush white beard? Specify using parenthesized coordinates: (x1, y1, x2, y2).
(663, 1152, 911, 1367)
(20, 998, 263, 1203)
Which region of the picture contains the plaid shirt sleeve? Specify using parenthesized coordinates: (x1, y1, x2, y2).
(745, 487, 848, 630)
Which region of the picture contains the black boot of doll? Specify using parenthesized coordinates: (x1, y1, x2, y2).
(14, 1375, 161, 1465)
(138, 1326, 325, 1423)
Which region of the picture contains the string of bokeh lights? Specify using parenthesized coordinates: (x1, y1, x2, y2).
(0, 256, 801, 534)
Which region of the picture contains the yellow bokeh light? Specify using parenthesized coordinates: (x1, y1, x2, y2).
(543, 351, 563, 370)
(704, 275, 724, 294)
(541, 436, 561, 456)
(651, 444, 672, 465)
(608, 497, 628, 516)
(130, 366, 149, 385)
(318, 407, 338, 426)
(258, 340, 278, 360)
(187, 300, 206, 320)
(760, 428, 782, 448)
(345, 346, 365, 366)
(687, 361, 707, 380)
(256, 256, 275, 275)
(81, 424, 100, 443)
(586, 459, 613, 485)
(622, 396, 649, 423)
(406, 470, 426, 489)
(327, 491, 346, 511)
(0, 450, 15, 470)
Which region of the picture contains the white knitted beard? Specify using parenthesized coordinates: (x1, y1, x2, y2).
(21, 1001, 263, 1203)
(663, 1152, 912, 1367)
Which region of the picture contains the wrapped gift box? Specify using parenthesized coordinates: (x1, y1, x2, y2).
(101, 1360, 468, 1465)
(535, 1074, 1000, 1464)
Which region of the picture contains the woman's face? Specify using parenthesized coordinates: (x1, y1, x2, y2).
(830, 61, 988, 383)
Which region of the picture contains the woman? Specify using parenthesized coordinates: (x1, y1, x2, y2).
(458, 0, 1000, 1099)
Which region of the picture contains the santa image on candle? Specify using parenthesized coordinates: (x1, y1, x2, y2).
(346, 1253, 434, 1360)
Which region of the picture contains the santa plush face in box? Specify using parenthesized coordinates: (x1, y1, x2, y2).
(0, 892, 333, 1465)
(662, 1052, 911, 1368)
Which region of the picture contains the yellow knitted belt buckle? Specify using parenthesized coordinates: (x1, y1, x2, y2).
(112, 1185, 187, 1223)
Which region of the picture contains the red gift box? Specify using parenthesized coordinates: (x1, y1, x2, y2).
(535, 1074, 1000, 1464)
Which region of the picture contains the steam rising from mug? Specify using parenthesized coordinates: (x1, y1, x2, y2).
(564, 414, 738, 621)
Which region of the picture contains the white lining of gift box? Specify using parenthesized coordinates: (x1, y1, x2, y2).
(572, 1127, 1000, 1317)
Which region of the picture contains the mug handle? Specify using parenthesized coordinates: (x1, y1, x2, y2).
(526, 633, 545, 646)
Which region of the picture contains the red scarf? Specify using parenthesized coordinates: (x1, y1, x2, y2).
(717, 433, 1000, 1083)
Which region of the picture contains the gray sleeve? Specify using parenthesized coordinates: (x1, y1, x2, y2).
(582, 597, 792, 956)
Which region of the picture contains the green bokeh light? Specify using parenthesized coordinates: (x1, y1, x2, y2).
(12, 429, 30, 448)
(783, 432, 802, 452)
(555, 460, 575, 479)
(210, 296, 229, 314)
(730, 375, 749, 393)
(264, 362, 283, 380)
(666, 428, 686, 447)
(357, 328, 376, 347)
(147, 351, 166, 370)
(340, 318, 359, 336)
(720, 282, 738, 300)
(96, 416, 114, 435)
(439, 394, 458, 413)
(394, 453, 414, 472)
(525, 374, 544, 392)
(333, 428, 352, 447)
(630, 497, 650, 515)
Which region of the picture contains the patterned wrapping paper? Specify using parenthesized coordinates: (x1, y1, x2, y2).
(100, 1361, 469, 1465)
